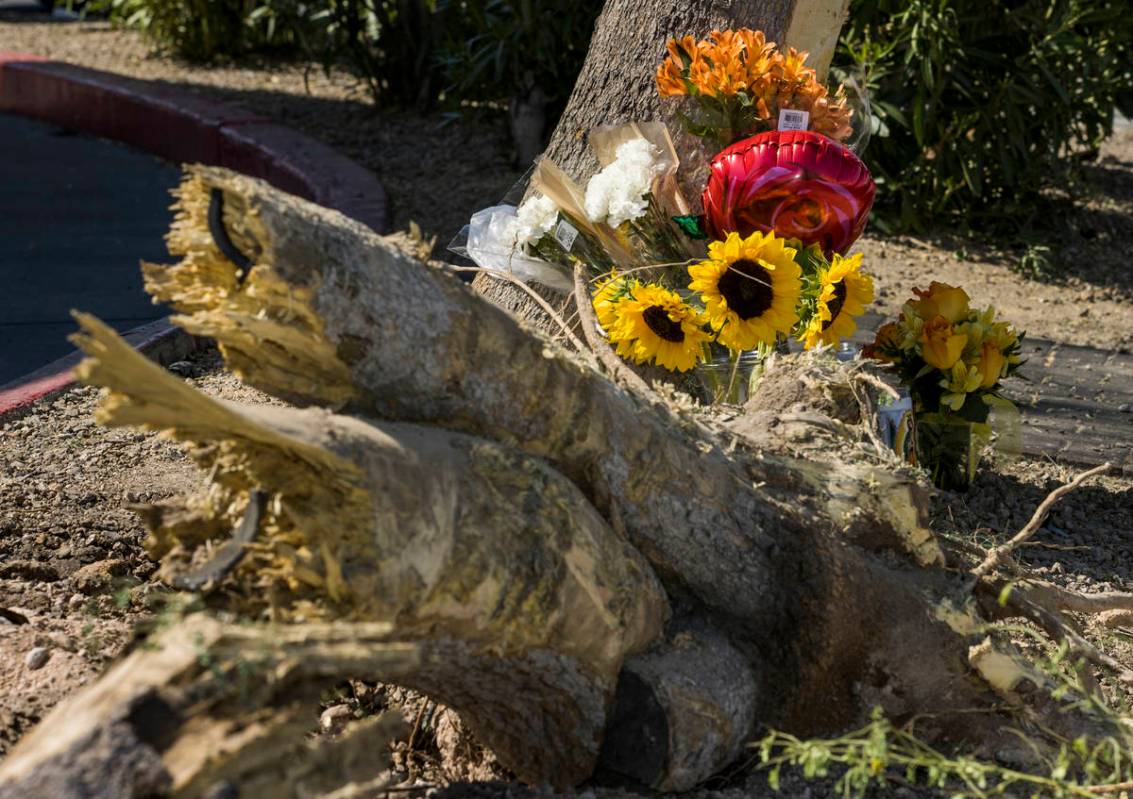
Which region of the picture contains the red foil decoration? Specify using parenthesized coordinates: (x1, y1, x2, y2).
(702, 130, 876, 256)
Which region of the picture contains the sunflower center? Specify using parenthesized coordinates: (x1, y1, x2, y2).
(718, 259, 774, 320)
(643, 305, 686, 343)
(822, 280, 848, 331)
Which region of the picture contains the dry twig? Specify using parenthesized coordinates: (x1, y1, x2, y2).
(995, 586, 1133, 688)
(1018, 580, 1133, 617)
(449, 266, 592, 361)
(970, 462, 1111, 584)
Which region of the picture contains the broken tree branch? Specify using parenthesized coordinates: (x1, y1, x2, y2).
(67, 313, 670, 786)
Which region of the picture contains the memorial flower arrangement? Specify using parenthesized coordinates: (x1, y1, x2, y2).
(456, 26, 1028, 488)
(511, 192, 614, 276)
(582, 137, 687, 268)
(460, 28, 876, 397)
(864, 282, 1024, 489)
(590, 229, 874, 382)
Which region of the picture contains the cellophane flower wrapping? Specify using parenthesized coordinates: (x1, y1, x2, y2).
(463, 204, 573, 292)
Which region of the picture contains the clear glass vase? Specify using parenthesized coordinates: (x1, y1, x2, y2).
(913, 412, 988, 492)
(696, 350, 766, 405)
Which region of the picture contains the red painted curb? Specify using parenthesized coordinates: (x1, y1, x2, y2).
(0, 51, 390, 418)
(0, 319, 202, 422)
(0, 52, 388, 232)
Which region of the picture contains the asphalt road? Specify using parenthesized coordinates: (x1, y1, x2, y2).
(0, 111, 180, 385)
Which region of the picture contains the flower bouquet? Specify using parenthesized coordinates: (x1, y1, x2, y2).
(655, 28, 855, 148)
(458, 121, 692, 288)
(656, 34, 875, 261)
(456, 27, 878, 406)
(592, 229, 874, 405)
(864, 282, 1024, 490)
(582, 129, 690, 273)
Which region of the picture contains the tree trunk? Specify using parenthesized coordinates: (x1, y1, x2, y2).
(544, 0, 793, 198)
(472, 0, 850, 333)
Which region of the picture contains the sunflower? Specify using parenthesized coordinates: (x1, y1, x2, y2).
(800, 252, 874, 349)
(688, 230, 801, 351)
(606, 283, 711, 372)
(592, 272, 632, 329)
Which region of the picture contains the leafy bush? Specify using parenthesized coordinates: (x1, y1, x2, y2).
(93, 0, 277, 61)
(438, 0, 600, 110)
(836, 0, 1133, 232)
(93, 0, 599, 116)
(93, 0, 453, 107)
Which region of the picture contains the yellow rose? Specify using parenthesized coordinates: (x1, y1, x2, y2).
(910, 282, 970, 324)
(974, 341, 1006, 388)
(920, 315, 968, 370)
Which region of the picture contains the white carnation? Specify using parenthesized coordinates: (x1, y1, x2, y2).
(584, 138, 664, 228)
(514, 194, 559, 248)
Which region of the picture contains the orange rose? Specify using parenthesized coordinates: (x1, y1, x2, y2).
(974, 341, 1006, 388)
(909, 282, 970, 324)
(920, 315, 968, 370)
(863, 321, 902, 363)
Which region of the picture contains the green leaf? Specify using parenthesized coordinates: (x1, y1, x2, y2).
(672, 215, 708, 240)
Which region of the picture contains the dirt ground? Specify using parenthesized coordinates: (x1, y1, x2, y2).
(1, 15, 1132, 798)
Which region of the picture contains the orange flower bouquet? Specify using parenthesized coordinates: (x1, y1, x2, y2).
(656, 29, 854, 148)
(864, 282, 1024, 490)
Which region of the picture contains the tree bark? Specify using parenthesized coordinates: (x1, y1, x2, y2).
(545, 0, 793, 197)
(60, 313, 670, 788)
(0, 615, 416, 799)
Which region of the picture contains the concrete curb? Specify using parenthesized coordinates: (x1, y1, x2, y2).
(0, 51, 389, 418)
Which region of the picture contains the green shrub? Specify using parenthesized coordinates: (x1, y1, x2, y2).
(93, 0, 274, 61)
(93, 0, 598, 116)
(438, 0, 601, 110)
(836, 0, 1133, 232)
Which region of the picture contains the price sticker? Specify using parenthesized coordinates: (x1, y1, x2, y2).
(554, 219, 579, 251)
(778, 108, 810, 132)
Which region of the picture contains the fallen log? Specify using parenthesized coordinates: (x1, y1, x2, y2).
(142, 167, 940, 639)
(52, 314, 669, 788)
(131, 166, 1132, 767)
